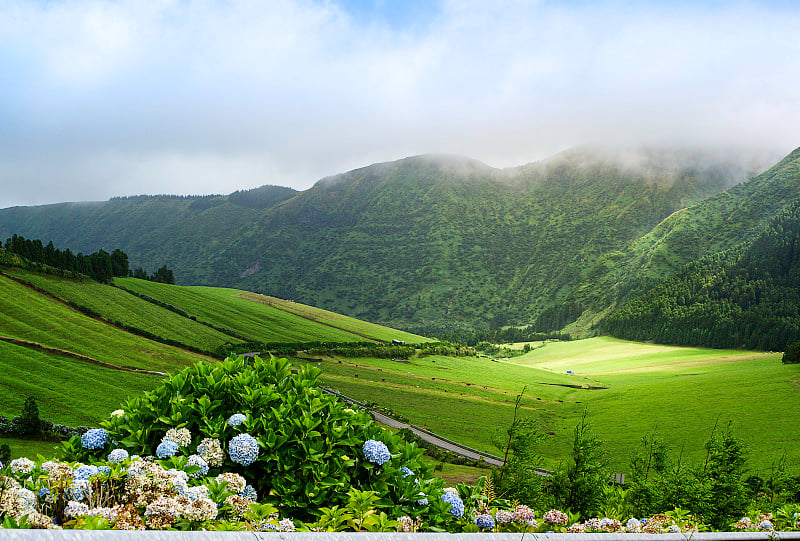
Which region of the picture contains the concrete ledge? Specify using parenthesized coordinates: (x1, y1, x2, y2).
(3, 532, 800, 541)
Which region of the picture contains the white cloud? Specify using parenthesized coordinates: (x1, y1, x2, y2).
(1, 0, 799, 207)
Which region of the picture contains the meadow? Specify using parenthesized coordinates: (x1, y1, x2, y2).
(115, 277, 416, 344)
(294, 337, 800, 473)
(0, 274, 212, 372)
(2, 268, 241, 352)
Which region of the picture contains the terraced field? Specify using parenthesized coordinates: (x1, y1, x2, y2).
(0, 274, 213, 372)
(115, 278, 385, 343)
(2, 268, 240, 352)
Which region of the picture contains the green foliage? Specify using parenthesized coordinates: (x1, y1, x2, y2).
(492, 388, 544, 504)
(546, 414, 609, 519)
(0, 443, 10, 463)
(784, 341, 800, 364)
(602, 198, 800, 350)
(15, 396, 41, 436)
(61, 355, 444, 521)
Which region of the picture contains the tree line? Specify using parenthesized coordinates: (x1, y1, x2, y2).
(2, 234, 174, 284)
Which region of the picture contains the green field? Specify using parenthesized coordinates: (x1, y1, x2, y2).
(235, 292, 431, 343)
(2, 268, 241, 352)
(116, 277, 423, 344)
(0, 341, 161, 425)
(295, 337, 800, 473)
(0, 274, 212, 372)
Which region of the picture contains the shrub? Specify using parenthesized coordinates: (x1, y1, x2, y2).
(783, 341, 800, 364)
(59, 355, 446, 522)
(13, 396, 41, 436)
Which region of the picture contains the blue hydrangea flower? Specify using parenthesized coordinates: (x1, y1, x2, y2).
(38, 487, 50, 498)
(240, 484, 257, 501)
(108, 448, 129, 463)
(229, 433, 259, 466)
(227, 413, 247, 427)
(362, 440, 391, 465)
(401, 466, 414, 477)
(185, 454, 209, 478)
(476, 513, 495, 530)
(81, 428, 109, 450)
(416, 497, 429, 505)
(156, 440, 180, 458)
(440, 492, 464, 518)
(97, 466, 111, 475)
(73, 464, 99, 480)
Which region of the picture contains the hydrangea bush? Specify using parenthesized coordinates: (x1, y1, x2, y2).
(57, 355, 445, 523)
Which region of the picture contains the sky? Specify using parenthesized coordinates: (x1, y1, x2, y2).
(1, 0, 800, 207)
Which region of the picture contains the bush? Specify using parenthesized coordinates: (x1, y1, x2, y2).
(783, 341, 800, 364)
(12, 396, 41, 436)
(59, 355, 448, 523)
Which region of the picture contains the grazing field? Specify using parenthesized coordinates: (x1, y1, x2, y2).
(0, 341, 162, 425)
(294, 337, 800, 473)
(235, 292, 431, 343)
(0, 274, 213, 371)
(115, 278, 383, 343)
(2, 268, 240, 352)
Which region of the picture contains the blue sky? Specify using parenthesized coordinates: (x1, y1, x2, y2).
(1, 0, 799, 207)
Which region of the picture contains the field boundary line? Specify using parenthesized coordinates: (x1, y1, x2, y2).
(0, 336, 168, 376)
(235, 292, 388, 344)
(0, 270, 219, 359)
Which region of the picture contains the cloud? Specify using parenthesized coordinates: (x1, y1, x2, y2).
(1, 0, 799, 207)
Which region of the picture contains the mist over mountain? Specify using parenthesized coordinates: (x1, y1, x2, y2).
(0, 146, 791, 337)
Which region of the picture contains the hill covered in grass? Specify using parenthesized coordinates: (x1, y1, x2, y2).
(0, 254, 428, 445)
(0, 147, 772, 332)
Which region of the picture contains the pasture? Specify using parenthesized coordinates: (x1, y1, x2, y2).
(295, 337, 800, 473)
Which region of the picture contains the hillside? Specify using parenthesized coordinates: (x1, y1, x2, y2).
(572, 147, 800, 318)
(601, 198, 800, 350)
(0, 256, 427, 432)
(0, 148, 769, 332)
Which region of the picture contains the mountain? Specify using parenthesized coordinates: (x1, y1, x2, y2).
(567, 147, 800, 327)
(0, 147, 780, 333)
(601, 196, 800, 351)
(0, 185, 296, 283)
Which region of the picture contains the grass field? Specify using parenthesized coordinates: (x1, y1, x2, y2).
(3, 268, 240, 352)
(0, 275, 213, 372)
(236, 292, 431, 343)
(294, 337, 800, 473)
(116, 278, 383, 343)
(0, 341, 162, 425)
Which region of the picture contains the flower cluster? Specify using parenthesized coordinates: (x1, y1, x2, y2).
(440, 492, 464, 518)
(362, 439, 391, 465)
(10, 457, 35, 475)
(156, 440, 179, 458)
(543, 509, 569, 525)
(228, 433, 259, 466)
(196, 438, 224, 467)
(164, 427, 191, 447)
(476, 513, 495, 530)
(108, 448, 129, 463)
(81, 428, 109, 450)
(227, 413, 247, 427)
(397, 515, 423, 532)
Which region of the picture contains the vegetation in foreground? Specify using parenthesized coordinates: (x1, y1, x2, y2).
(1, 355, 799, 532)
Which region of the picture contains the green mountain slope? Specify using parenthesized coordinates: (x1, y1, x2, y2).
(601, 198, 800, 350)
(214, 150, 759, 330)
(0, 186, 296, 282)
(574, 147, 800, 317)
(0, 148, 776, 332)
